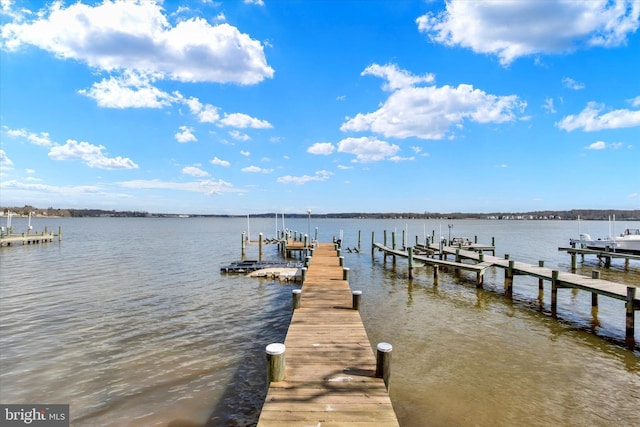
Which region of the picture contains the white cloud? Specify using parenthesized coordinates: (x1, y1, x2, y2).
(175, 126, 197, 143)
(1, 1, 274, 84)
(544, 98, 556, 113)
(562, 77, 585, 90)
(48, 139, 138, 170)
(337, 137, 400, 162)
(218, 112, 272, 129)
(244, 0, 265, 6)
(585, 141, 624, 150)
(229, 130, 250, 141)
(362, 63, 435, 91)
(342, 65, 524, 140)
(0, 149, 13, 167)
(241, 165, 273, 173)
(586, 141, 607, 150)
(118, 178, 241, 196)
(5, 127, 52, 146)
(417, 0, 640, 66)
(307, 142, 335, 155)
(78, 71, 175, 108)
(629, 96, 640, 107)
(277, 170, 332, 185)
(557, 101, 640, 131)
(182, 166, 209, 177)
(210, 157, 231, 167)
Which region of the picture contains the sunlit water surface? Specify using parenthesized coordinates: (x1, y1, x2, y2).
(1, 217, 638, 426)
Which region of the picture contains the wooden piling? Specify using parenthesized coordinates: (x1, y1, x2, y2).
(376, 342, 392, 391)
(292, 289, 302, 310)
(352, 290, 362, 310)
(265, 343, 286, 382)
(591, 271, 600, 307)
(408, 247, 414, 279)
(551, 270, 559, 314)
(626, 287, 636, 344)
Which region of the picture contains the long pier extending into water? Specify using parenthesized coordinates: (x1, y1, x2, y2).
(372, 236, 640, 346)
(257, 241, 399, 426)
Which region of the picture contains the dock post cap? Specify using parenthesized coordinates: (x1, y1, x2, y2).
(377, 342, 393, 352)
(292, 289, 302, 294)
(266, 343, 286, 355)
(352, 290, 362, 295)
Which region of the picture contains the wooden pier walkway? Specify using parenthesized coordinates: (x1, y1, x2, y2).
(258, 242, 399, 426)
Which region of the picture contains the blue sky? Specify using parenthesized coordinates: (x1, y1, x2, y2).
(1, 0, 639, 215)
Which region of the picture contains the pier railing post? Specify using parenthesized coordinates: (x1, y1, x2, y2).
(376, 342, 392, 390)
(265, 343, 286, 383)
(343, 267, 350, 281)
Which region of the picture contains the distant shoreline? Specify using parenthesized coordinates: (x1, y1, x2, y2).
(1, 207, 639, 221)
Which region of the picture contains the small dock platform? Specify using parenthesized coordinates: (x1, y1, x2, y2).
(0, 228, 61, 247)
(258, 242, 399, 426)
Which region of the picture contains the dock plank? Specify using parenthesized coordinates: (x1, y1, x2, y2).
(257, 242, 399, 426)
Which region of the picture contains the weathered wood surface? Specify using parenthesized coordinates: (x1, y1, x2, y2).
(257, 242, 399, 427)
(0, 232, 57, 246)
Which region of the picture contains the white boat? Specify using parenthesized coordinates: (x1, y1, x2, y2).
(571, 228, 640, 254)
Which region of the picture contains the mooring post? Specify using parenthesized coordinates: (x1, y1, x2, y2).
(391, 231, 396, 265)
(265, 343, 286, 383)
(551, 270, 559, 314)
(433, 265, 439, 284)
(371, 231, 375, 258)
(58, 226, 62, 242)
(301, 267, 307, 282)
(383, 230, 388, 263)
(343, 267, 350, 281)
(591, 271, 600, 307)
(505, 260, 514, 296)
(292, 289, 301, 310)
(259, 233, 263, 261)
(408, 247, 414, 279)
(571, 252, 577, 271)
(626, 287, 636, 345)
(241, 232, 246, 256)
(339, 256, 345, 267)
(352, 290, 362, 310)
(358, 230, 361, 252)
(538, 261, 545, 291)
(376, 342, 392, 391)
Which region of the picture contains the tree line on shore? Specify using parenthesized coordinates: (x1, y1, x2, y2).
(1, 206, 639, 221)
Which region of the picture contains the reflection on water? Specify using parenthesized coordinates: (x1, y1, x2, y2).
(0, 217, 638, 426)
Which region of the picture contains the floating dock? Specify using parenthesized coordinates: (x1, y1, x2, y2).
(257, 242, 399, 426)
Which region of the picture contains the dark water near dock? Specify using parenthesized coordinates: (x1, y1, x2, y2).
(1, 217, 638, 426)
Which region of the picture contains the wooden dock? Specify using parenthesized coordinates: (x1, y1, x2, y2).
(558, 245, 640, 269)
(257, 242, 399, 426)
(373, 240, 640, 345)
(0, 228, 61, 247)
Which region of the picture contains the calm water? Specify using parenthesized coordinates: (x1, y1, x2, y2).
(1, 217, 638, 426)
